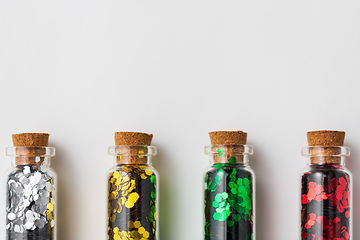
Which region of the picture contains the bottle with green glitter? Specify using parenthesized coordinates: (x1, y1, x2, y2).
(204, 131, 255, 240)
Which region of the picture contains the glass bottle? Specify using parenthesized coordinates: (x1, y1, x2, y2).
(301, 143, 352, 239)
(5, 143, 57, 239)
(204, 144, 255, 240)
(107, 144, 158, 240)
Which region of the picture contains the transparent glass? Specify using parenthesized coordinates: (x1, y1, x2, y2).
(107, 145, 159, 240)
(300, 146, 352, 240)
(204, 145, 255, 240)
(5, 147, 57, 240)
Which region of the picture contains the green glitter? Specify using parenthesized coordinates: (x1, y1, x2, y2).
(217, 149, 225, 157)
(227, 220, 234, 227)
(234, 214, 241, 221)
(226, 168, 252, 217)
(148, 205, 156, 222)
(246, 233, 253, 240)
(151, 192, 156, 199)
(205, 164, 253, 239)
(144, 146, 148, 148)
(212, 192, 231, 221)
(208, 169, 224, 192)
(150, 175, 155, 183)
(215, 194, 222, 202)
(228, 157, 237, 164)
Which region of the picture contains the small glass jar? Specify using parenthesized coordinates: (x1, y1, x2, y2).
(107, 145, 158, 240)
(5, 146, 57, 240)
(300, 146, 352, 240)
(204, 145, 255, 240)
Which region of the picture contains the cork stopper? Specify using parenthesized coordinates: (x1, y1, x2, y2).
(209, 130, 247, 164)
(209, 131, 247, 145)
(114, 132, 153, 164)
(115, 132, 153, 146)
(12, 133, 49, 147)
(307, 130, 345, 164)
(307, 130, 345, 146)
(12, 133, 50, 165)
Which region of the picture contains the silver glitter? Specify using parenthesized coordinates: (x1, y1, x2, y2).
(26, 210, 34, 222)
(15, 185, 23, 194)
(6, 167, 56, 233)
(8, 213, 15, 220)
(24, 221, 34, 230)
(35, 218, 45, 228)
(32, 187, 38, 196)
(46, 182, 53, 191)
(20, 176, 30, 185)
(23, 166, 30, 175)
(14, 225, 20, 232)
(23, 199, 30, 207)
(38, 179, 46, 189)
(24, 189, 32, 197)
(34, 172, 41, 181)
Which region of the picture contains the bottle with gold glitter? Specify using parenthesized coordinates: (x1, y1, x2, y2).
(5, 133, 57, 240)
(107, 132, 158, 240)
(204, 131, 255, 240)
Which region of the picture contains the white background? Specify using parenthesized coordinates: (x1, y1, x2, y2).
(0, 1, 360, 240)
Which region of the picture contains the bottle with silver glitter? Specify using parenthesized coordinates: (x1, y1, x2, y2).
(5, 133, 57, 240)
(107, 132, 158, 240)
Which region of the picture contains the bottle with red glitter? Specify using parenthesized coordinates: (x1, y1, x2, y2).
(301, 130, 352, 240)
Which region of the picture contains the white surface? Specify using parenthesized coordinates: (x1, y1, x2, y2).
(0, 1, 360, 240)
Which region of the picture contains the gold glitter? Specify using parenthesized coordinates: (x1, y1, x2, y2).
(46, 212, 52, 220)
(138, 227, 145, 234)
(113, 171, 120, 179)
(128, 220, 134, 229)
(138, 150, 145, 158)
(134, 221, 141, 228)
(108, 166, 156, 240)
(125, 192, 139, 208)
(47, 203, 53, 211)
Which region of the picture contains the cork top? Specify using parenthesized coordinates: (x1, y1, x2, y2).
(307, 130, 345, 146)
(209, 131, 247, 145)
(12, 133, 49, 147)
(115, 132, 153, 146)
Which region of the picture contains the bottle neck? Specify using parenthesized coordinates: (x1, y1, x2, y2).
(205, 144, 253, 165)
(114, 155, 153, 165)
(302, 146, 349, 166)
(13, 156, 52, 167)
(209, 155, 250, 166)
(6, 146, 55, 167)
(108, 145, 157, 165)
